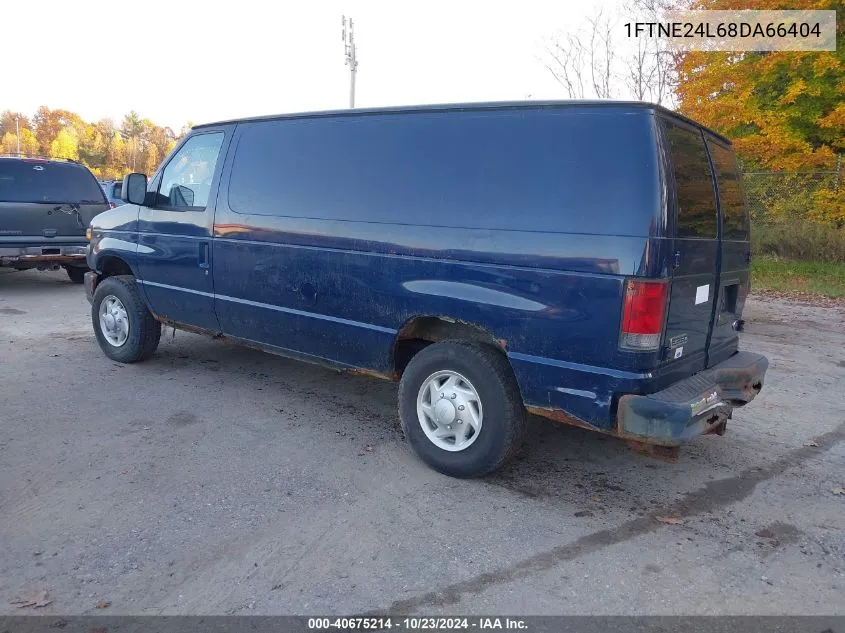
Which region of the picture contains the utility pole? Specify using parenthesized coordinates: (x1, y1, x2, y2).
(342, 15, 358, 108)
(15, 116, 20, 154)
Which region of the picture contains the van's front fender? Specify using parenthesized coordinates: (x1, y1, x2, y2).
(86, 204, 141, 274)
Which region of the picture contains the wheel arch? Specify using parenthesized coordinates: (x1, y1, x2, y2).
(392, 314, 514, 379)
(96, 254, 136, 279)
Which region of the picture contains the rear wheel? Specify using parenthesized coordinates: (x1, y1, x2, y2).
(64, 266, 86, 284)
(91, 275, 161, 363)
(398, 340, 526, 477)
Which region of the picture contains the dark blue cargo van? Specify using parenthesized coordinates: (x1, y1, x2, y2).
(84, 101, 768, 477)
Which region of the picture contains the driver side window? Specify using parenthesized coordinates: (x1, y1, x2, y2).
(156, 132, 224, 209)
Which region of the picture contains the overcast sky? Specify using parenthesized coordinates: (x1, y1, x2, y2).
(5, 0, 630, 130)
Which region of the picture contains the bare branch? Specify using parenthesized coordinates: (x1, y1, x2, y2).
(542, 2, 681, 103)
(619, 0, 681, 104)
(569, 33, 587, 98)
(542, 32, 588, 99)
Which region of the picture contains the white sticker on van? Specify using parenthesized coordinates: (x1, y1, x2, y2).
(674, 346, 684, 359)
(695, 284, 710, 305)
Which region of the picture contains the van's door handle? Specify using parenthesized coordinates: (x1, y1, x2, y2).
(672, 250, 682, 269)
(199, 242, 210, 269)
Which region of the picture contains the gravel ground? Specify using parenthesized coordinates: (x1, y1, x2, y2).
(1, 268, 843, 616)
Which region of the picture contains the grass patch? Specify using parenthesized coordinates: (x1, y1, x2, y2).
(751, 257, 845, 299)
(752, 224, 845, 263)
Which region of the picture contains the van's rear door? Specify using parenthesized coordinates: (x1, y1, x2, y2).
(703, 136, 751, 367)
(660, 119, 720, 374)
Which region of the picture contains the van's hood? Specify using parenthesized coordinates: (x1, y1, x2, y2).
(90, 204, 140, 232)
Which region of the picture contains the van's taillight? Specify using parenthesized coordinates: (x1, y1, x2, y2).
(109, 202, 116, 208)
(620, 279, 668, 351)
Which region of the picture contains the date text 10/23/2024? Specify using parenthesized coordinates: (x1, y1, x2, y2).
(307, 617, 529, 630)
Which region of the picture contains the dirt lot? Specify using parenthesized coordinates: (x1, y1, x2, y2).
(1, 268, 843, 616)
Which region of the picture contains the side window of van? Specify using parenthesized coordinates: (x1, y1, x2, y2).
(706, 141, 749, 241)
(227, 112, 661, 236)
(155, 133, 224, 210)
(664, 123, 717, 239)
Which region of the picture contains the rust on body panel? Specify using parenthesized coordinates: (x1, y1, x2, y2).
(528, 403, 684, 462)
(346, 366, 397, 381)
(1, 255, 85, 264)
(526, 405, 603, 433)
(153, 316, 218, 337)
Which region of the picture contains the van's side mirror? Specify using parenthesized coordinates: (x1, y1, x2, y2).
(122, 173, 147, 205)
(172, 185, 195, 207)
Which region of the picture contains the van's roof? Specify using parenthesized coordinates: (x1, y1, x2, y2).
(194, 100, 732, 145)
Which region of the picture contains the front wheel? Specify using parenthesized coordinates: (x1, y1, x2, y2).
(64, 265, 86, 284)
(91, 275, 161, 363)
(398, 340, 526, 478)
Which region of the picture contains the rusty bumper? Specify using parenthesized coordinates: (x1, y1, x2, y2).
(616, 351, 768, 447)
(0, 245, 87, 267)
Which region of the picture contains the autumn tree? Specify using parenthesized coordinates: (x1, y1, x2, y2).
(19, 129, 39, 155)
(106, 131, 127, 177)
(1, 129, 39, 155)
(96, 118, 117, 140)
(49, 127, 80, 160)
(148, 124, 176, 167)
(144, 144, 160, 176)
(0, 111, 39, 156)
(9, 107, 186, 180)
(0, 133, 17, 154)
(0, 111, 32, 139)
(33, 107, 84, 155)
(673, 0, 844, 224)
(78, 124, 107, 167)
(122, 111, 145, 171)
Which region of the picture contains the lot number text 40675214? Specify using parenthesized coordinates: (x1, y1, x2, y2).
(307, 617, 529, 630)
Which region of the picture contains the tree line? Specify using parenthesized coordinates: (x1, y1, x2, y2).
(675, 0, 843, 226)
(543, 0, 843, 226)
(3, 0, 841, 225)
(0, 107, 187, 181)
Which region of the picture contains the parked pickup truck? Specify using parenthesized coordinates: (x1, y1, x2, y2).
(1, 155, 110, 283)
(83, 101, 768, 477)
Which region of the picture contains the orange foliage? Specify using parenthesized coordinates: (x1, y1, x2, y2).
(674, 0, 844, 172)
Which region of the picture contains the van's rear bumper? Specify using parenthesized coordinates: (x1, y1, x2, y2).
(616, 351, 768, 446)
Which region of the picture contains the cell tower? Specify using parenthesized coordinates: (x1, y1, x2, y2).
(342, 15, 359, 108)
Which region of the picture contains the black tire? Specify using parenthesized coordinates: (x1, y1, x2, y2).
(65, 266, 86, 284)
(91, 275, 161, 363)
(398, 340, 526, 478)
